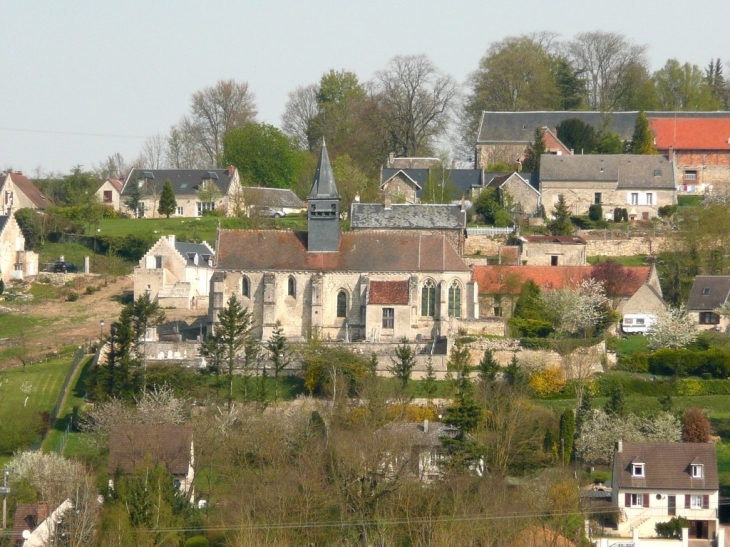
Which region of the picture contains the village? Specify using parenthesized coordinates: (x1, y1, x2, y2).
(2, 27, 730, 547)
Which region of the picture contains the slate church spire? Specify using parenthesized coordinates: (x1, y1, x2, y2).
(307, 138, 340, 252)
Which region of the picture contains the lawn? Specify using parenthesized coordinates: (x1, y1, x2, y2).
(37, 241, 137, 275)
(611, 335, 649, 357)
(0, 312, 55, 339)
(587, 255, 649, 267)
(678, 195, 703, 207)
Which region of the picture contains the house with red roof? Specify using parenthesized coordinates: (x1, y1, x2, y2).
(0, 171, 46, 216)
(650, 117, 730, 193)
(96, 178, 124, 211)
(211, 141, 478, 341)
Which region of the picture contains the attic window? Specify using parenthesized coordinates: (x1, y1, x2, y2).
(522, 124, 526, 130)
(207, 171, 219, 180)
(654, 169, 662, 176)
(142, 171, 155, 179)
(632, 463, 645, 477)
(691, 464, 703, 478)
(180, 183, 188, 189)
(702, 288, 711, 295)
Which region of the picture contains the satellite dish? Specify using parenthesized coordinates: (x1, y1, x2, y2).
(22, 530, 31, 540)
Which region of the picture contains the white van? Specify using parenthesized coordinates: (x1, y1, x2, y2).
(621, 313, 657, 335)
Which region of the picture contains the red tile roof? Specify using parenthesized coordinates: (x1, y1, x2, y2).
(11, 503, 50, 545)
(108, 178, 123, 192)
(650, 117, 730, 150)
(542, 127, 572, 155)
(472, 265, 649, 296)
(216, 230, 469, 273)
(2, 172, 46, 209)
(109, 424, 193, 476)
(369, 280, 410, 305)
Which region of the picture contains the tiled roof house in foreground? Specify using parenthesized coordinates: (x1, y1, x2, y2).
(210, 141, 478, 341)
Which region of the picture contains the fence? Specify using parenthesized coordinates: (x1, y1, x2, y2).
(51, 347, 86, 421)
(466, 226, 514, 236)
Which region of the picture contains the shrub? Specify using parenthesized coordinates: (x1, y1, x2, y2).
(655, 517, 689, 538)
(0, 279, 4, 295)
(682, 407, 711, 442)
(85, 286, 95, 295)
(658, 205, 678, 218)
(509, 318, 553, 338)
(529, 367, 565, 397)
(588, 204, 603, 221)
(185, 537, 210, 547)
(648, 348, 730, 378)
(67, 292, 79, 302)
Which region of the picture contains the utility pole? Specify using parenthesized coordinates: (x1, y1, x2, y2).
(0, 469, 10, 529)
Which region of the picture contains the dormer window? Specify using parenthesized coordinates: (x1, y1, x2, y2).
(702, 287, 711, 295)
(632, 463, 645, 477)
(691, 464, 703, 478)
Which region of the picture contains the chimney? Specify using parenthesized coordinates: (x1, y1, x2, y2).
(388, 152, 395, 167)
(167, 234, 176, 245)
(384, 193, 391, 210)
(616, 440, 623, 453)
(460, 194, 466, 212)
(423, 419, 429, 434)
(354, 192, 360, 203)
(228, 165, 235, 176)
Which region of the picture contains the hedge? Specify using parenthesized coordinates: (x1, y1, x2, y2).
(520, 337, 602, 353)
(648, 348, 730, 378)
(540, 375, 730, 400)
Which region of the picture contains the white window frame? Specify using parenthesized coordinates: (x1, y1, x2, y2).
(630, 193, 639, 205)
(690, 495, 703, 509)
(646, 193, 653, 205)
(631, 493, 644, 508)
(692, 464, 703, 478)
(176, 206, 184, 216)
(632, 463, 645, 477)
(196, 202, 216, 216)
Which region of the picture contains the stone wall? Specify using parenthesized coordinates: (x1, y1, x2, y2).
(583, 234, 669, 256)
(464, 235, 505, 256)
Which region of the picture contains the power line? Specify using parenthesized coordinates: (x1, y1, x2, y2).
(0, 126, 148, 140)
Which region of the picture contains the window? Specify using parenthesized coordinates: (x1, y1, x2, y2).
(632, 463, 645, 477)
(699, 312, 720, 325)
(636, 318, 645, 325)
(550, 255, 558, 266)
(448, 281, 462, 318)
(287, 276, 296, 298)
(646, 193, 653, 205)
(594, 192, 602, 204)
(197, 202, 215, 216)
(691, 464, 703, 478)
(690, 495, 703, 509)
(421, 280, 437, 317)
(684, 170, 698, 181)
(630, 493, 644, 507)
(242, 276, 250, 298)
(337, 291, 347, 318)
(631, 193, 639, 205)
(176, 206, 184, 215)
(103, 190, 113, 203)
(702, 287, 711, 295)
(155, 256, 163, 269)
(654, 169, 662, 176)
(493, 306, 502, 317)
(624, 318, 633, 325)
(382, 308, 394, 329)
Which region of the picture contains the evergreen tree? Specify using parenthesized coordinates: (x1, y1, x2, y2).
(157, 179, 177, 218)
(604, 384, 626, 416)
(423, 355, 438, 400)
(522, 127, 546, 172)
(214, 295, 255, 412)
(266, 321, 291, 402)
(559, 409, 575, 465)
(547, 194, 573, 236)
(442, 365, 483, 469)
(505, 353, 525, 387)
(575, 390, 592, 435)
(630, 111, 657, 154)
(124, 181, 143, 217)
(389, 338, 416, 392)
(477, 348, 499, 383)
(257, 364, 268, 406)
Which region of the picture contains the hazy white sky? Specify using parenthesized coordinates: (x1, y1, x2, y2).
(1, 0, 728, 175)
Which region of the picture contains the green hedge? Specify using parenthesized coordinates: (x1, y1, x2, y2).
(541, 375, 730, 400)
(520, 337, 602, 352)
(648, 348, 730, 378)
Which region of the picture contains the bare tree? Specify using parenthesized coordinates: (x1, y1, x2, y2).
(133, 133, 166, 169)
(566, 31, 648, 110)
(281, 83, 320, 150)
(184, 79, 257, 166)
(166, 124, 210, 168)
(94, 152, 131, 180)
(373, 54, 459, 157)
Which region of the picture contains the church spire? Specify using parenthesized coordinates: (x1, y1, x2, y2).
(308, 138, 339, 200)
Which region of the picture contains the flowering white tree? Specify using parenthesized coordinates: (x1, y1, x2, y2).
(647, 305, 697, 351)
(574, 409, 681, 464)
(542, 279, 609, 336)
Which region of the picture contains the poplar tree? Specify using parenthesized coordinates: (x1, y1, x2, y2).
(630, 111, 657, 154)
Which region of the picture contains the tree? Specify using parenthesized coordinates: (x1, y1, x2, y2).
(266, 321, 292, 402)
(422, 355, 438, 400)
(373, 54, 458, 157)
(547, 194, 573, 236)
(123, 180, 142, 217)
(604, 385, 626, 416)
(630, 111, 657, 154)
(281, 83, 320, 150)
(389, 337, 416, 392)
(522, 127, 547, 173)
(559, 409, 575, 465)
(682, 407, 711, 443)
(555, 118, 597, 155)
(165, 124, 209, 169)
(567, 31, 649, 110)
(541, 279, 609, 337)
(706, 58, 729, 108)
(591, 259, 644, 302)
(223, 122, 306, 188)
(442, 366, 483, 469)
(195, 178, 223, 213)
(505, 353, 526, 387)
(575, 390, 592, 435)
(647, 305, 697, 351)
(653, 59, 720, 111)
(134, 134, 166, 169)
(157, 179, 177, 218)
(214, 295, 255, 411)
(477, 348, 499, 384)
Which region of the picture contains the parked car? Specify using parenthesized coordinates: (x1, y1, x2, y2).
(53, 261, 78, 273)
(257, 207, 287, 218)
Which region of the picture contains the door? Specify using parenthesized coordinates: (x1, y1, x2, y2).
(668, 495, 676, 516)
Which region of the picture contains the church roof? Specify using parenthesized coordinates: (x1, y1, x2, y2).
(350, 203, 466, 230)
(216, 230, 469, 273)
(308, 140, 339, 200)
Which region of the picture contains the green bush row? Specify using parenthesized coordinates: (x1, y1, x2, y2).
(520, 337, 602, 352)
(647, 348, 730, 378)
(542, 374, 730, 400)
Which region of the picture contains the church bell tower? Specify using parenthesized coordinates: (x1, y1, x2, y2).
(307, 139, 340, 252)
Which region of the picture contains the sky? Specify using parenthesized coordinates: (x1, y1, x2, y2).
(1, 0, 728, 176)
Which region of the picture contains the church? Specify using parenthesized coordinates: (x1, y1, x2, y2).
(209, 141, 479, 341)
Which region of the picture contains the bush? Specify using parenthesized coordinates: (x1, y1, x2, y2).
(67, 292, 79, 302)
(0, 279, 4, 295)
(185, 536, 210, 547)
(509, 318, 553, 338)
(588, 204, 603, 221)
(658, 205, 678, 218)
(85, 286, 96, 295)
(655, 517, 689, 539)
(648, 348, 730, 378)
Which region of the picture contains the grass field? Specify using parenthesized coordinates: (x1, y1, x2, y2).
(37, 241, 137, 275)
(587, 255, 649, 267)
(537, 394, 730, 417)
(612, 335, 649, 357)
(678, 195, 703, 207)
(0, 313, 55, 339)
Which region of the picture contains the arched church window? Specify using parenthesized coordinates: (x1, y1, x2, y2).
(288, 276, 296, 298)
(242, 276, 250, 298)
(337, 291, 347, 318)
(421, 280, 437, 317)
(448, 281, 462, 318)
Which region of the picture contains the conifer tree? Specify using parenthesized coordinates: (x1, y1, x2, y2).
(423, 355, 438, 400)
(157, 179, 177, 218)
(559, 409, 575, 465)
(630, 111, 657, 154)
(522, 127, 546, 172)
(266, 321, 291, 402)
(548, 194, 573, 236)
(477, 348, 499, 383)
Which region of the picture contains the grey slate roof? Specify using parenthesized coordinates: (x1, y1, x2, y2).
(614, 442, 718, 491)
(0, 215, 8, 235)
(174, 241, 214, 268)
(350, 203, 466, 230)
(122, 168, 234, 196)
(687, 276, 730, 310)
(381, 168, 485, 199)
(540, 154, 676, 189)
(240, 187, 305, 209)
(476, 110, 730, 145)
(309, 141, 339, 200)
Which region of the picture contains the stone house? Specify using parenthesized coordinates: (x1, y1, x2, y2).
(651, 116, 730, 194)
(612, 441, 719, 541)
(134, 235, 214, 310)
(109, 424, 195, 502)
(483, 172, 541, 216)
(120, 167, 242, 218)
(540, 154, 677, 219)
(380, 167, 487, 204)
(517, 235, 587, 266)
(96, 178, 123, 211)
(210, 141, 479, 341)
(0, 171, 47, 216)
(350, 198, 467, 255)
(0, 214, 38, 283)
(687, 275, 730, 332)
